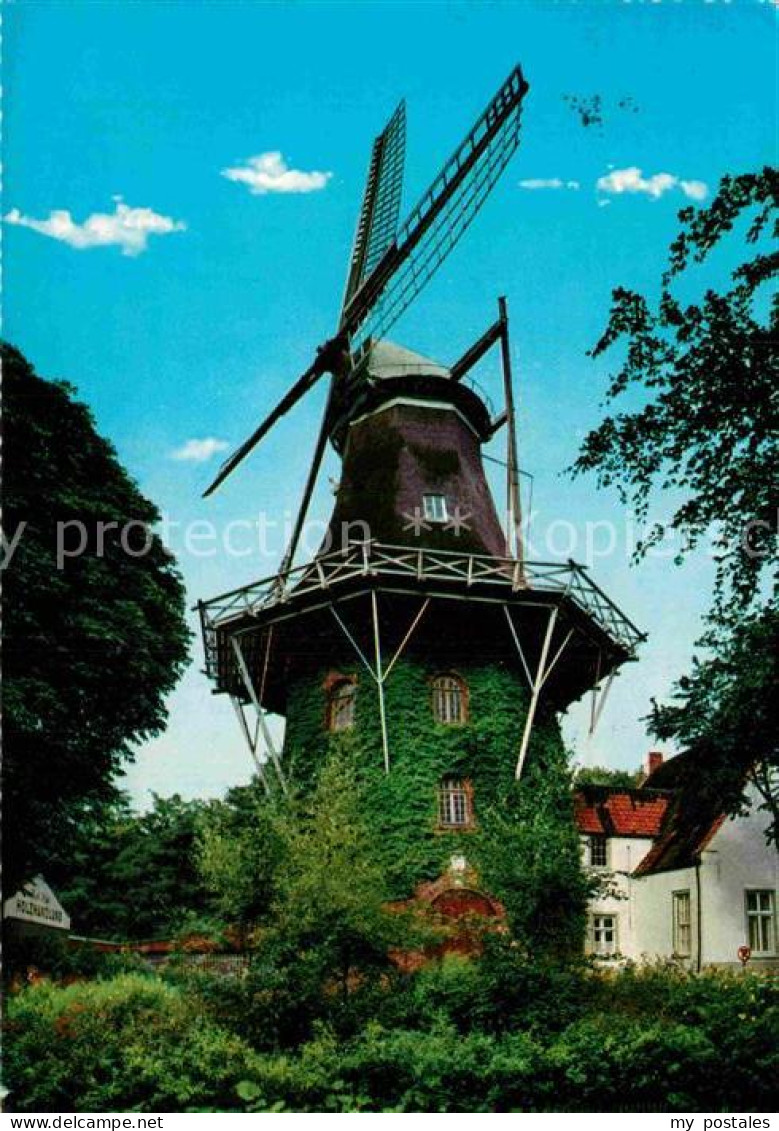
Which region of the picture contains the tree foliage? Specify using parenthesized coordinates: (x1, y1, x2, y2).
(197, 780, 282, 929)
(2, 344, 191, 891)
(476, 740, 591, 960)
(59, 794, 213, 940)
(572, 168, 777, 612)
(573, 764, 643, 789)
(570, 169, 778, 843)
(268, 753, 407, 994)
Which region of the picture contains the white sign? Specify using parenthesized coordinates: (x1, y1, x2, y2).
(3, 875, 71, 930)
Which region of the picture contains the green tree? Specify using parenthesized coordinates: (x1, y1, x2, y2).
(269, 753, 407, 997)
(573, 169, 776, 613)
(2, 344, 191, 892)
(476, 742, 590, 961)
(197, 779, 282, 929)
(571, 169, 778, 845)
(574, 765, 643, 789)
(60, 794, 213, 940)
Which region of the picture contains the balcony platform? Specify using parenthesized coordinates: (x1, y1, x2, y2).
(198, 540, 644, 718)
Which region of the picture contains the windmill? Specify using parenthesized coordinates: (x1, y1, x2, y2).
(204, 66, 530, 567)
(199, 66, 643, 906)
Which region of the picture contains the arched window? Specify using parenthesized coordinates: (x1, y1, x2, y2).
(431, 673, 467, 725)
(327, 678, 356, 732)
(438, 779, 473, 829)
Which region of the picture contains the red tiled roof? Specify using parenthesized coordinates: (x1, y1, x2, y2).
(574, 786, 670, 838)
(634, 812, 727, 876)
(575, 752, 737, 875)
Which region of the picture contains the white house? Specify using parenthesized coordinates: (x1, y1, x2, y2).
(575, 752, 779, 970)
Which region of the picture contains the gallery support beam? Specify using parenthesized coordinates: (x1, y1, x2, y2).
(230, 695, 272, 795)
(231, 636, 288, 794)
(371, 591, 391, 774)
(503, 603, 574, 780)
(329, 593, 431, 774)
(498, 296, 524, 574)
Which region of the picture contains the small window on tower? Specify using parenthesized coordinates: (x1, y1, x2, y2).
(438, 779, 473, 829)
(431, 673, 467, 725)
(423, 493, 448, 523)
(327, 678, 356, 732)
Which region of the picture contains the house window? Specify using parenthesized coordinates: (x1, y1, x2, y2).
(327, 679, 356, 732)
(423, 493, 448, 523)
(746, 890, 776, 954)
(438, 779, 473, 829)
(591, 914, 618, 956)
(588, 834, 608, 868)
(673, 890, 692, 957)
(431, 674, 467, 724)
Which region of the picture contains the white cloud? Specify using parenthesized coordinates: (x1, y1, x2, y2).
(3, 199, 186, 255)
(170, 438, 229, 463)
(519, 178, 580, 191)
(221, 151, 332, 195)
(596, 166, 708, 202)
(679, 178, 709, 202)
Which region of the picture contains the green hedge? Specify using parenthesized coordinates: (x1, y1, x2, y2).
(5, 963, 777, 1113)
(223, 1008, 778, 1113)
(3, 974, 260, 1113)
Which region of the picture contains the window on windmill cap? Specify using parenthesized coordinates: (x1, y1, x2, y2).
(423, 493, 448, 522)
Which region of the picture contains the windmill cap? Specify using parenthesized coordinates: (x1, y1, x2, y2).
(329, 337, 494, 451)
(354, 338, 451, 381)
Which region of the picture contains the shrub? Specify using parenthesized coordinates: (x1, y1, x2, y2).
(3, 974, 260, 1112)
(2, 931, 144, 987)
(234, 1024, 547, 1113)
(6, 962, 777, 1113)
(174, 941, 414, 1052)
(388, 939, 589, 1037)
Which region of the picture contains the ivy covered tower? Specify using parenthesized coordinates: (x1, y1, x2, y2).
(199, 323, 642, 903)
(198, 66, 642, 909)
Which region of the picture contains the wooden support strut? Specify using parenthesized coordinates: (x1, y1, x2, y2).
(329, 595, 430, 775)
(498, 296, 525, 577)
(510, 605, 575, 781)
(589, 668, 617, 736)
(371, 591, 391, 775)
(231, 636, 288, 794)
(230, 695, 271, 795)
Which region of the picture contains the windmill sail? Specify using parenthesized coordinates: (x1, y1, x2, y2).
(342, 66, 529, 346)
(341, 100, 406, 317)
(204, 66, 529, 498)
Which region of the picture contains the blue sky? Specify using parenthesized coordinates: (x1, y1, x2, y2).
(5, 0, 776, 807)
